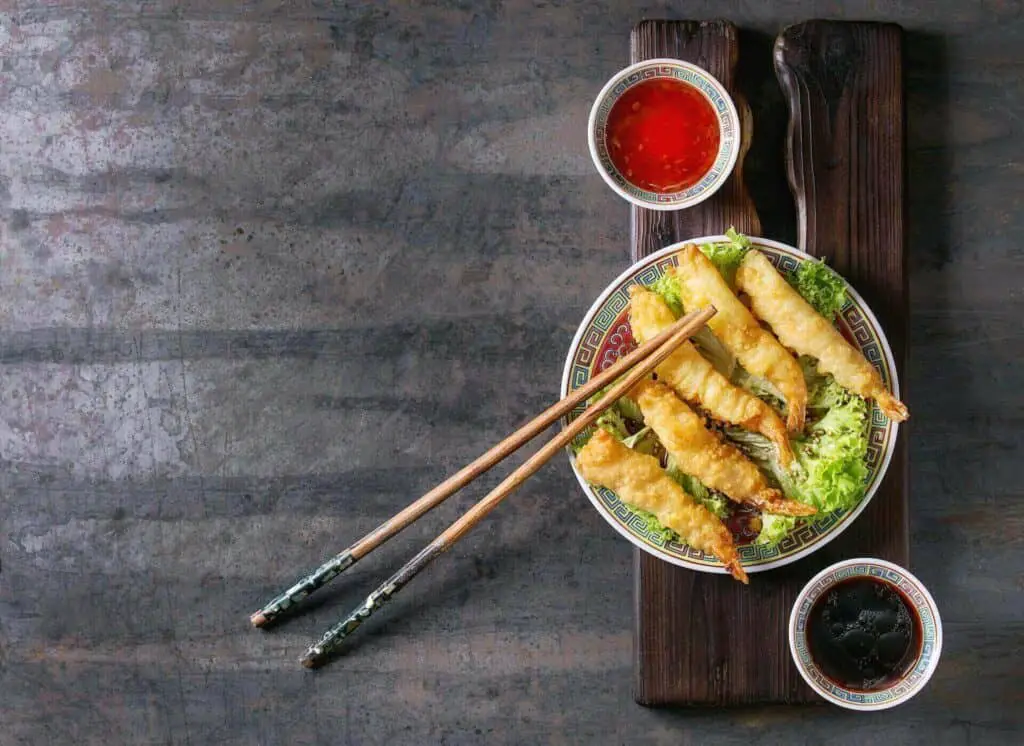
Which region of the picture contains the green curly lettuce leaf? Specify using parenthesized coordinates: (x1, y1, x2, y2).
(756, 513, 797, 546)
(666, 455, 730, 519)
(621, 425, 661, 457)
(725, 226, 752, 250)
(699, 227, 751, 285)
(651, 272, 685, 317)
(568, 376, 646, 454)
(594, 407, 629, 441)
(691, 326, 736, 379)
(790, 259, 847, 319)
(727, 362, 870, 546)
(569, 398, 648, 455)
(733, 368, 786, 413)
(587, 377, 644, 423)
(796, 378, 870, 513)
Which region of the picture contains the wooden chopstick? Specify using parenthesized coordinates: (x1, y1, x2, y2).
(249, 304, 716, 628)
(298, 305, 716, 668)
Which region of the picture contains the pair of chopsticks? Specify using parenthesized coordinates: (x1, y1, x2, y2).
(251, 304, 717, 668)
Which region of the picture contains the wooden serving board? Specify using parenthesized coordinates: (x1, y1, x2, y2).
(631, 19, 908, 707)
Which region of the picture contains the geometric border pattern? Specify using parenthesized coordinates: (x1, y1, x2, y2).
(561, 237, 900, 572)
(790, 561, 941, 709)
(592, 62, 738, 207)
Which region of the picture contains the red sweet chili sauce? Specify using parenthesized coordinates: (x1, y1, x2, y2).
(605, 78, 720, 193)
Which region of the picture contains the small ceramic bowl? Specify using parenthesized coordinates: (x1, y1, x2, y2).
(587, 58, 740, 211)
(789, 558, 943, 711)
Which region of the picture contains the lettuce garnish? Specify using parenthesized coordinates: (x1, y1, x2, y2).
(651, 272, 684, 317)
(666, 455, 730, 519)
(791, 259, 847, 319)
(646, 229, 869, 547)
(756, 513, 797, 546)
(699, 227, 751, 285)
(575, 229, 868, 550)
(729, 365, 869, 546)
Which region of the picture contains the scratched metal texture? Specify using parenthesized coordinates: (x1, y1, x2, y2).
(0, 2, 1020, 744)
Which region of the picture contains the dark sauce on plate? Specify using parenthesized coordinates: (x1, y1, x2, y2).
(807, 578, 922, 691)
(724, 504, 762, 545)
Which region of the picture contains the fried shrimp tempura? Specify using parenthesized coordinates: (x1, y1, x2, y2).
(628, 285, 794, 466)
(576, 429, 748, 583)
(634, 381, 815, 517)
(735, 250, 909, 423)
(671, 244, 808, 433)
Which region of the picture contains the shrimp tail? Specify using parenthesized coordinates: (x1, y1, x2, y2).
(723, 556, 749, 584)
(754, 410, 795, 467)
(785, 394, 806, 434)
(877, 392, 909, 423)
(771, 498, 817, 517)
(750, 488, 817, 517)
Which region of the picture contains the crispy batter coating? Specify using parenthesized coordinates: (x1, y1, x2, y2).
(576, 429, 748, 582)
(628, 285, 794, 465)
(671, 244, 808, 433)
(633, 381, 814, 517)
(735, 249, 909, 422)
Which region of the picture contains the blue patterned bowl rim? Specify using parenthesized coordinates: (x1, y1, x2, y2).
(788, 558, 943, 711)
(560, 236, 901, 574)
(587, 58, 740, 211)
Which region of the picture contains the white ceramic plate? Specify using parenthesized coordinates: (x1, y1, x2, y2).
(560, 236, 901, 573)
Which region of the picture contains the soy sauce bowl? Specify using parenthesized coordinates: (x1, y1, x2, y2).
(789, 558, 943, 711)
(587, 58, 740, 211)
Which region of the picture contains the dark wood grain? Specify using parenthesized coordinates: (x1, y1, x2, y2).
(775, 20, 910, 566)
(629, 20, 761, 262)
(633, 20, 908, 707)
(629, 19, 785, 708)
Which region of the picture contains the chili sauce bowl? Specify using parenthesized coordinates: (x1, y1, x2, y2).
(789, 558, 943, 711)
(587, 58, 740, 211)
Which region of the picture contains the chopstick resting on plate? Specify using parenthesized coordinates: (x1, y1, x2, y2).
(250, 305, 717, 668)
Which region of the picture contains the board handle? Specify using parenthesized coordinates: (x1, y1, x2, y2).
(774, 20, 905, 279)
(774, 19, 909, 566)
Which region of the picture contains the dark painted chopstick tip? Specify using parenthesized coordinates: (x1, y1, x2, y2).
(252, 310, 713, 634)
(249, 549, 357, 628)
(298, 309, 715, 668)
(299, 544, 442, 668)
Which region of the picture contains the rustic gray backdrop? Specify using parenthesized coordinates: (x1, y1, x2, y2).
(0, 2, 1020, 744)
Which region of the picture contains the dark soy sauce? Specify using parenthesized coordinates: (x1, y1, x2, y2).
(807, 578, 922, 691)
